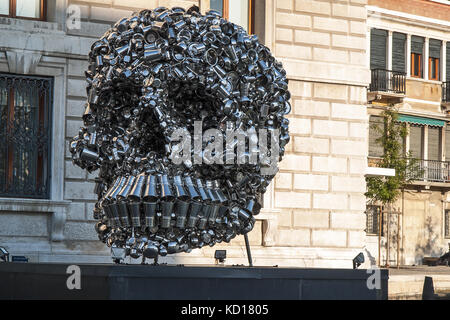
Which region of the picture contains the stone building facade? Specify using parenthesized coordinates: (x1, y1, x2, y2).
(365, 0, 450, 266)
(0, 0, 370, 268)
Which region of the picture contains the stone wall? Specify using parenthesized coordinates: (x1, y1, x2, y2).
(365, 0, 450, 267)
(257, 0, 370, 268)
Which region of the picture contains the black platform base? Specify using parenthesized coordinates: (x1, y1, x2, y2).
(0, 263, 388, 300)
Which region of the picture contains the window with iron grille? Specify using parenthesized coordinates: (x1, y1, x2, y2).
(0, 73, 52, 199)
(366, 205, 382, 235)
(445, 210, 450, 239)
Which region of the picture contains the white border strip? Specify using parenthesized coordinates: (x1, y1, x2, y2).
(430, 0, 450, 6)
(366, 167, 396, 177)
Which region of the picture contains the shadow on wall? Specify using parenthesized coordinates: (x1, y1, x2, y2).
(364, 247, 377, 267)
(414, 216, 445, 264)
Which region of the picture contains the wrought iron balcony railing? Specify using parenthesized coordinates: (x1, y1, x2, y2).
(369, 69, 406, 94)
(368, 157, 450, 184)
(409, 159, 450, 183)
(443, 81, 450, 103)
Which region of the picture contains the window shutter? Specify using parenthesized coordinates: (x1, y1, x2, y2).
(392, 32, 406, 73)
(370, 29, 387, 70)
(429, 39, 441, 59)
(394, 122, 405, 153)
(369, 115, 384, 157)
(445, 210, 450, 238)
(411, 36, 424, 54)
(409, 125, 423, 159)
(447, 42, 450, 81)
(428, 126, 440, 161)
(445, 126, 450, 161)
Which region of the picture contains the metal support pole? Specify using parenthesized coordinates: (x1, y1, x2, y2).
(378, 206, 382, 268)
(244, 234, 253, 267)
(386, 203, 391, 268)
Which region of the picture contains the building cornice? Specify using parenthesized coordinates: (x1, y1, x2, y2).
(367, 5, 450, 35)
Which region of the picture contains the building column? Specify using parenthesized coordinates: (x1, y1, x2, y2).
(424, 125, 428, 181)
(424, 125, 428, 161)
(406, 34, 411, 77)
(387, 31, 393, 71)
(405, 123, 410, 155)
(367, 27, 371, 69)
(443, 41, 447, 82)
(424, 37, 429, 80)
(441, 125, 446, 162)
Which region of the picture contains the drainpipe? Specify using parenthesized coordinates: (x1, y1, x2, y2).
(378, 205, 382, 268)
(386, 203, 390, 267)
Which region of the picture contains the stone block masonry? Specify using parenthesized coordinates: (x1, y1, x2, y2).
(271, 0, 369, 267)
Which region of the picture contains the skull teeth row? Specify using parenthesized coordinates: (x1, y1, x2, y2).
(95, 174, 259, 257)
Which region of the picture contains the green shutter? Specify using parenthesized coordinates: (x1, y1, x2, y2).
(409, 125, 423, 159)
(445, 126, 450, 161)
(411, 36, 424, 54)
(428, 126, 440, 161)
(392, 32, 406, 73)
(429, 39, 441, 59)
(447, 42, 450, 81)
(370, 29, 387, 70)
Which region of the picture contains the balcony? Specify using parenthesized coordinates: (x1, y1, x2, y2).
(368, 157, 450, 187)
(442, 81, 450, 107)
(409, 159, 450, 187)
(368, 69, 406, 104)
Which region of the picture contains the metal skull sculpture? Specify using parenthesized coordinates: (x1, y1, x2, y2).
(70, 6, 290, 262)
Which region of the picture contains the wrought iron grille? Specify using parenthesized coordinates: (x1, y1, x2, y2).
(408, 159, 450, 183)
(445, 210, 450, 239)
(369, 69, 406, 94)
(366, 205, 381, 235)
(0, 73, 53, 198)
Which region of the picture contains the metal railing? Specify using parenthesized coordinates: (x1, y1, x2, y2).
(368, 157, 450, 184)
(443, 81, 450, 103)
(369, 69, 406, 94)
(409, 159, 450, 183)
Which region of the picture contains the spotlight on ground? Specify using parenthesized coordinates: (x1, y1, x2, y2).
(214, 250, 226, 265)
(353, 252, 365, 269)
(0, 247, 9, 262)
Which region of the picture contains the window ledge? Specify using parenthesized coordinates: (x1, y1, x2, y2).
(0, 17, 63, 34)
(406, 77, 443, 85)
(255, 208, 281, 247)
(408, 180, 450, 188)
(0, 198, 71, 211)
(0, 198, 71, 242)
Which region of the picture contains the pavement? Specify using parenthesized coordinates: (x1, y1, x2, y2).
(388, 266, 450, 299)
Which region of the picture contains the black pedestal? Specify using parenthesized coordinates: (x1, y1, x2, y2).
(0, 263, 388, 300)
